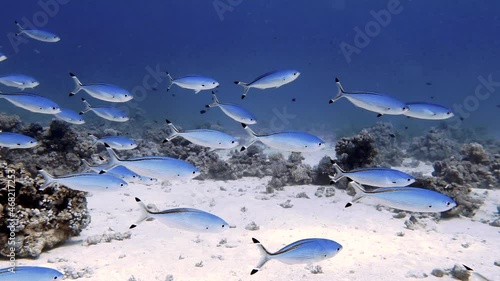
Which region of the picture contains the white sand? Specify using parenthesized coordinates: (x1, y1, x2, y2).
(14, 156, 500, 281)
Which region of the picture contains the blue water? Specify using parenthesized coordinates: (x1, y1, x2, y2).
(0, 0, 499, 135)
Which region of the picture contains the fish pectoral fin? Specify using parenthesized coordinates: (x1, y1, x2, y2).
(194, 89, 201, 94)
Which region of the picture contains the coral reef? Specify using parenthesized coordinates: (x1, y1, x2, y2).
(406, 128, 460, 161)
(1, 120, 96, 176)
(0, 160, 90, 258)
(334, 130, 377, 170)
(266, 153, 313, 191)
(362, 122, 405, 167)
(0, 113, 23, 131)
(432, 143, 499, 190)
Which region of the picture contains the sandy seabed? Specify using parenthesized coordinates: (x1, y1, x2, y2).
(12, 149, 500, 281)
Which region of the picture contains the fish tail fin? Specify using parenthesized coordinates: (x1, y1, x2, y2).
(329, 77, 346, 104)
(330, 162, 345, 183)
(348, 180, 367, 203)
(130, 197, 151, 229)
(69, 73, 83, 96)
(103, 143, 120, 170)
(251, 238, 271, 275)
(234, 81, 250, 99)
(163, 119, 179, 142)
(80, 159, 92, 172)
(37, 167, 54, 190)
(166, 72, 174, 92)
(204, 91, 219, 109)
(240, 123, 258, 152)
(79, 98, 91, 115)
(14, 20, 24, 36)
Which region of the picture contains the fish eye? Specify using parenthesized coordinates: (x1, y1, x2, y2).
(447, 112, 452, 115)
(212, 82, 216, 84)
(407, 178, 411, 181)
(192, 171, 196, 174)
(446, 202, 451, 206)
(305, 145, 308, 148)
(201, 84, 205, 87)
(402, 107, 407, 110)
(54, 277, 58, 280)
(125, 94, 128, 97)
(206, 226, 209, 230)
(231, 141, 235, 143)
(318, 143, 322, 146)
(293, 72, 297, 75)
(221, 225, 225, 228)
(120, 183, 124, 186)
(52, 107, 56, 110)
(428, 205, 432, 208)
(337, 247, 340, 251)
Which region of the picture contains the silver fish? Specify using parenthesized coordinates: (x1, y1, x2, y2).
(329, 78, 408, 117)
(0, 52, 7, 62)
(0, 74, 39, 90)
(204, 92, 257, 124)
(251, 237, 342, 275)
(130, 197, 229, 233)
(69, 73, 133, 102)
(103, 144, 200, 181)
(241, 124, 325, 152)
(330, 162, 415, 187)
(54, 108, 85, 125)
(347, 181, 456, 213)
(15, 21, 60, 42)
(0, 266, 64, 281)
(234, 69, 300, 99)
(164, 120, 239, 149)
(0, 92, 60, 114)
(81, 159, 140, 184)
(38, 167, 127, 192)
(94, 136, 137, 150)
(0, 131, 38, 149)
(404, 102, 454, 120)
(79, 98, 129, 122)
(166, 72, 219, 94)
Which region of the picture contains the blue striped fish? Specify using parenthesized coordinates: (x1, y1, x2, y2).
(130, 197, 229, 233)
(166, 72, 219, 94)
(69, 73, 132, 102)
(0, 92, 60, 114)
(0, 266, 64, 281)
(329, 78, 408, 117)
(38, 167, 127, 192)
(79, 98, 129, 122)
(0, 74, 39, 90)
(0, 131, 38, 149)
(241, 124, 325, 152)
(347, 181, 456, 213)
(203, 92, 257, 124)
(404, 102, 454, 120)
(251, 237, 342, 275)
(234, 69, 300, 99)
(15, 21, 60, 42)
(330, 162, 415, 187)
(164, 120, 239, 149)
(103, 144, 200, 181)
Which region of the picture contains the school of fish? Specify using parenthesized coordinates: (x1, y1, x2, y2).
(0, 20, 461, 279)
